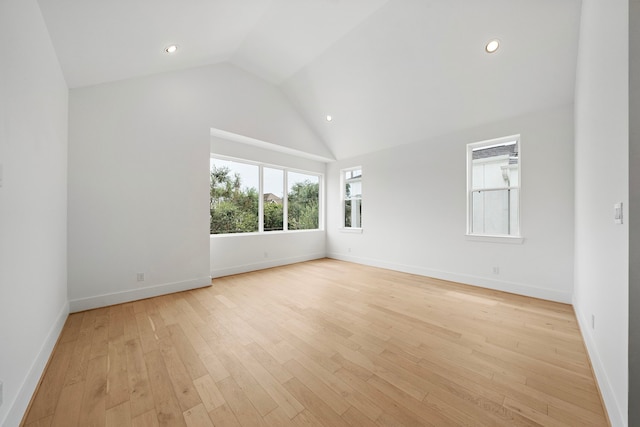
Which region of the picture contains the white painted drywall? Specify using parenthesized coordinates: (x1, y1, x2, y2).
(0, 0, 69, 425)
(210, 136, 326, 277)
(630, 1, 640, 424)
(68, 63, 330, 311)
(573, 0, 629, 425)
(327, 105, 575, 303)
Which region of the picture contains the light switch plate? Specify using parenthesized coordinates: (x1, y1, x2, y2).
(614, 202, 623, 224)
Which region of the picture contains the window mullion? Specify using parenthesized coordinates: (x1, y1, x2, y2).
(283, 171, 289, 231)
(258, 165, 264, 233)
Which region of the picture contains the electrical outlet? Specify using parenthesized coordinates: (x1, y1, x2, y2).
(492, 266, 500, 274)
(348, 248, 351, 253)
(264, 252, 268, 258)
(137, 272, 145, 282)
(592, 314, 595, 329)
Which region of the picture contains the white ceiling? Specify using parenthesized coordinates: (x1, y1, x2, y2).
(36, 0, 582, 159)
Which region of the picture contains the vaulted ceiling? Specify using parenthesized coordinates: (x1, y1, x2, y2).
(37, 0, 582, 159)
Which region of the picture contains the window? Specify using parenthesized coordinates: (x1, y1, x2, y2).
(263, 167, 284, 232)
(288, 172, 320, 230)
(210, 158, 259, 234)
(210, 156, 321, 235)
(342, 167, 362, 229)
(467, 135, 520, 237)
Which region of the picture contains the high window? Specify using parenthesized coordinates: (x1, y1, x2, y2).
(210, 156, 321, 235)
(342, 167, 362, 229)
(467, 136, 520, 237)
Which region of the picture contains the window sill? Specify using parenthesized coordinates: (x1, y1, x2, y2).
(465, 234, 524, 244)
(340, 227, 363, 234)
(210, 229, 324, 238)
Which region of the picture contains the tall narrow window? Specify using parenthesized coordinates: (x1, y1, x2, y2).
(287, 172, 319, 230)
(263, 167, 284, 232)
(342, 168, 362, 229)
(467, 135, 520, 237)
(210, 158, 259, 234)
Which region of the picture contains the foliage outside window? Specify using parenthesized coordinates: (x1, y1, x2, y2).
(210, 157, 321, 235)
(342, 168, 362, 229)
(467, 135, 520, 237)
(288, 172, 320, 230)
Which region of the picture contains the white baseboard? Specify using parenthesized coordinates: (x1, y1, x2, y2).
(68, 276, 212, 313)
(327, 252, 572, 303)
(211, 253, 326, 278)
(1, 301, 69, 427)
(573, 300, 625, 427)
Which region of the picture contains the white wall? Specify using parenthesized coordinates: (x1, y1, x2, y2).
(68, 63, 329, 311)
(0, 0, 69, 425)
(210, 136, 326, 277)
(630, 1, 640, 423)
(327, 105, 575, 303)
(573, 0, 629, 425)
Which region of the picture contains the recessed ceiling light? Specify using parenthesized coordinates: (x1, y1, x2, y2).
(164, 44, 178, 54)
(326, 115, 332, 122)
(485, 39, 500, 53)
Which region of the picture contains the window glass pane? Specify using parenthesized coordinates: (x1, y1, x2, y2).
(471, 188, 518, 235)
(471, 141, 518, 189)
(287, 172, 319, 230)
(346, 199, 362, 228)
(210, 158, 259, 234)
(469, 138, 519, 237)
(263, 168, 284, 232)
(343, 168, 362, 228)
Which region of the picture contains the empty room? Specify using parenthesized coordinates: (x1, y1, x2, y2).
(1, 0, 638, 426)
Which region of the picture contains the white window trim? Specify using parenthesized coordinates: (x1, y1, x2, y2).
(340, 166, 363, 231)
(466, 134, 522, 241)
(210, 154, 324, 236)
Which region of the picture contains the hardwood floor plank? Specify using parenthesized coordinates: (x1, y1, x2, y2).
(107, 335, 129, 409)
(216, 377, 267, 427)
(208, 404, 241, 427)
(50, 382, 83, 427)
(78, 355, 108, 427)
(131, 409, 160, 427)
(193, 374, 226, 412)
(125, 338, 156, 418)
(157, 338, 202, 412)
(183, 403, 214, 427)
(282, 377, 346, 426)
(215, 349, 278, 417)
(106, 401, 132, 427)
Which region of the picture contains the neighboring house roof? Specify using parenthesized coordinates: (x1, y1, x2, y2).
(473, 143, 519, 165)
(264, 193, 283, 204)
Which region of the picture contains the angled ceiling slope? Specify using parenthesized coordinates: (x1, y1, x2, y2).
(37, 0, 582, 160)
(36, 0, 389, 88)
(281, 0, 583, 159)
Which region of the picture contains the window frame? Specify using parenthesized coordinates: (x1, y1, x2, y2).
(210, 154, 324, 236)
(466, 135, 523, 243)
(340, 166, 363, 233)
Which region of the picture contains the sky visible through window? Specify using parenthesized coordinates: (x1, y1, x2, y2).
(211, 158, 317, 195)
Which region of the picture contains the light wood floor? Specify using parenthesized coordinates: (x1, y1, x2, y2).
(23, 259, 609, 426)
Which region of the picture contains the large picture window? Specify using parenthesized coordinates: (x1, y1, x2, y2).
(467, 135, 520, 237)
(210, 156, 321, 235)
